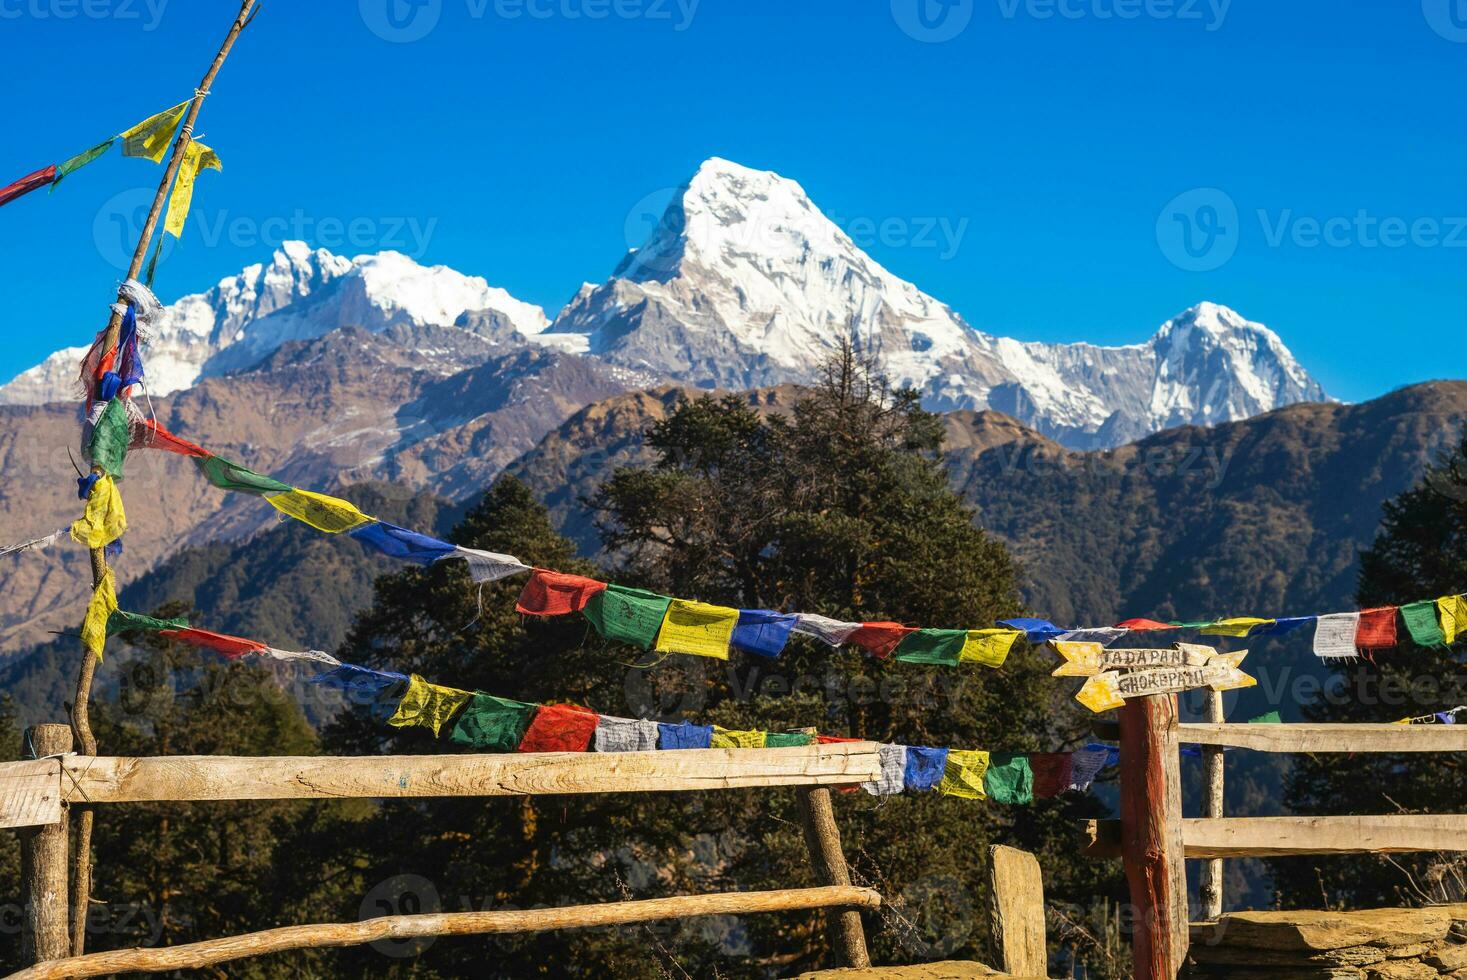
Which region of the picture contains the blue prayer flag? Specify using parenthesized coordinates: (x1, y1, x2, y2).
(998, 618, 1067, 643)
(658, 721, 713, 749)
(903, 746, 949, 792)
(349, 521, 458, 565)
(731, 609, 799, 658)
(1248, 616, 1315, 637)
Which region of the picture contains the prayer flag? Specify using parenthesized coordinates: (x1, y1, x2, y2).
(130, 419, 209, 458)
(984, 753, 1034, 805)
(658, 721, 713, 750)
(791, 613, 862, 646)
(731, 609, 798, 658)
(105, 610, 189, 637)
(1401, 600, 1448, 648)
(312, 664, 409, 699)
(163, 140, 220, 238)
(158, 627, 268, 660)
(1056, 627, 1126, 646)
(655, 600, 740, 660)
(194, 456, 293, 495)
(0, 165, 57, 208)
(515, 569, 607, 616)
(1115, 618, 1175, 631)
(893, 629, 967, 666)
(583, 585, 671, 648)
(1313, 613, 1362, 660)
(593, 716, 660, 752)
(450, 693, 536, 751)
(903, 746, 948, 792)
(849, 622, 917, 659)
(518, 703, 599, 753)
(862, 744, 907, 797)
(1355, 607, 1399, 650)
(938, 749, 991, 800)
(0, 529, 67, 560)
(81, 571, 118, 661)
(121, 100, 189, 162)
(263, 647, 340, 667)
(999, 617, 1068, 643)
(710, 727, 767, 749)
(1029, 753, 1073, 798)
(444, 547, 529, 583)
(266, 488, 372, 533)
(1439, 595, 1467, 646)
(349, 522, 457, 565)
(764, 732, 815, 747)
(1248, 711, 1282, 724)
(388, 675, 472, 737)
(70, 474, 127, 549)
(1249, 616, 1315, 637)
(53, 138, 114, 189)
(1201, 617, 1274, 637)
(960, 629, 1022, 667)
(1068, 747, 1110, 792)
(87, 398, 131, 478)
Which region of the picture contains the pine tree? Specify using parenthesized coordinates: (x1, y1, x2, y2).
(1276, 435, 1467, 907)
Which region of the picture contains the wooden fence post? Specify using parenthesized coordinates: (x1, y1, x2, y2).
(1119, 694, 1187, 980)
(1198, 690, 1225, 920)
(20, 725, 71, 964)
(795, 786, 871, 968)
(988, 844, 1047, 977)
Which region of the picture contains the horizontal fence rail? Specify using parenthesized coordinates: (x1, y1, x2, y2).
(1178, 722, 1467, 753)
(1085, 815, 1467, 859)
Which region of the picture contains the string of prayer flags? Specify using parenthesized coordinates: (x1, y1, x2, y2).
(387, 676, 473, 737)
(162, 140, 221, 238)
(1440, 596, 1467, 646)
(517, 569, 607, 616)
(731, 610, 799, 658)
(594, 716, 660, 752)
(265, 488, 372, 534)
(583, 585, 671, 648)
(1402, 601, 1448, 648)
(0, 166, 57, 208)
(1313, 612, 1363, 660)
(70, 474, 127, 549)
(450, 694, 537, 751)
(655, 599, 740, 660)
(518, 703, 599, 753)
(657, 721, 712, 749)
(121, 100, 190, 162)
(937, 749, 990, 800)
(1355, 607, 1400, 650)
(81, 571, 119, 661)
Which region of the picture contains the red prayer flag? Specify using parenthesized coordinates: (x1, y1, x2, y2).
(158, 628, 268, 660)
(517, 703, 599, 753)
(130, 419, 210, 458)
(1030, 753, 1074, 798)
(515, 569, 608, 616)
(848, 622, 916, 659)
(1355, 607, 1399, 650)
(0, 165, 56, 208)
(1116, 618, 1175, 631)
(815, 735, 862, 744)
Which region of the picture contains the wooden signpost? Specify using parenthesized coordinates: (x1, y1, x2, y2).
(1052, 641, 1256, 713)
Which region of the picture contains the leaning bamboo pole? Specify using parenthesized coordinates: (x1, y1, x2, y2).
(8, 886, 882, 980)
(69, 0, 258, 957)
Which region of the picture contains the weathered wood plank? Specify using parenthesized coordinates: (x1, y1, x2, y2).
(1086, 816, 1467, 858)
(62, 745, 882, 804)
(1197, 691, 1226, 921)
(3, 885, 882, 980)
(1178, 723, 1467, 753)
(988, 845, 1047, 977)
(1, 759, 61, 830)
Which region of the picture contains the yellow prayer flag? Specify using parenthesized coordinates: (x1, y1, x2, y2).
(710, 727, 767, 749)
(654, 599, 739, 660)
(81, 571, 118, 662)
(70, 474, 127, 549)
(163, 140, 221, 238)
(959, 629, 1021, 667)
(265, 488, 372, 534)
(387, 675, 473, 737)
(1439, 595, 1467, 646)
(121, 100, 189, 163)
(937, 749, 990, 800)
(1201, 617, 1272, 637)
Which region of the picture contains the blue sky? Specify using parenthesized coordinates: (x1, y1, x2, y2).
(1, 0, 1464, 402)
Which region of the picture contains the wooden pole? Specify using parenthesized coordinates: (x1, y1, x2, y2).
(795, 786, 871, 968)
(987, 844, 1047, 977)
(68, 0, 258, 958)
(19, 726, 71, 965)
(1119, 694, 1187, 980)
(1197, 690, 1225, 920)
(3, 886, 882, 980)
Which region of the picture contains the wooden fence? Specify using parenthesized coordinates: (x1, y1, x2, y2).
(1080, 694, 1467, 980)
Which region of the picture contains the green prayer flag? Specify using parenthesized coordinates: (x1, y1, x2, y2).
(983, 753, 1034, 805)
(583, 585, 672, 649)
(106, 610, 190, 637)
(195, 455, 293, 495)
(52, 138, 115, 191)
(1247, 711, 1282, 724)
(449, 693, 536, 751)
(1169, 620, 1213, 629)
(892, 628, 967, 666)
(1401, 601, 1448, 648)
(764, 732, 814, 747)
(87, 399, 131, 478)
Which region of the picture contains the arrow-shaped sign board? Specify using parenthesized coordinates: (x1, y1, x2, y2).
(1053, 642, 1257, 713)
